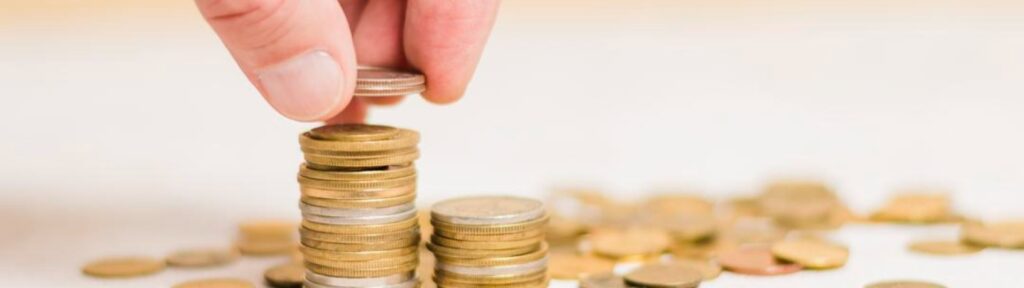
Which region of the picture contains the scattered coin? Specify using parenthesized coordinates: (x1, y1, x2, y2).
(166, 248, 239, 268)
(771, 239, 849, 269)
(589, 227, 671, 260)
(81, 256, 165, 278)
(623, 263, 703, 288)
(238, 220, 297, 240)
(547, 251, 615, 280)
(172, 278, 254, 288)
(580, 272, 627, 288)
(961, 220, 1024, 248)
(864, 280, 947, 288)
(666, 258, 722, 280)
(871, 193, 952, 224)
(235, 238, 295, 256)
(264, 262, 304, 288)
(907, 240, 983, 255)
(718, 245, 802, 276)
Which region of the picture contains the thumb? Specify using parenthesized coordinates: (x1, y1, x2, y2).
(196, 0, 357, 121)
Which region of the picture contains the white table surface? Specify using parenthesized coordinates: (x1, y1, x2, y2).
(2, 1, 1023, 287)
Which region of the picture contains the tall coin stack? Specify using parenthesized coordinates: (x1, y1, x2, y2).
(427, 196, 550, 287)
(297, 124, 422, 288)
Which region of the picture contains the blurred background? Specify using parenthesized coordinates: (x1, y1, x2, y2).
(2, 0, 1023, 287)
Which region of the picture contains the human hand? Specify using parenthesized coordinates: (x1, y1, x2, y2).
(195, 0, 501, 122)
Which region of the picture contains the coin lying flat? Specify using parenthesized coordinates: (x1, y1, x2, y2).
(81, 256, 165, 278)
(580, 272, 627, 288)
(907, 240, 983, 255)
(239, 220, 297, 240)
(864, 280, 947, 288)
(166, 248, 239, 268)
(961, 220, 1024, 248)
(235, 238, 295, 256)
(871, 193, 951, 223)
(172, 278, 254, 288)
(666, 259, 722, 280)
(547, 251, 615, 280)
(718, 245, 801, 276)
(264, 262, 304, 288)
(771, 239, 849, 269)
(431, 196, 545, 225)
(589, 228, 671, 260)
(624, 263, 703, 288)
(309, 124, 400, 141)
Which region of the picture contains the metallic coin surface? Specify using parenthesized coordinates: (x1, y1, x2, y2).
(589, 228, 671, 260)
(81, 256, 165, 278)
(432, 196, 545, 225)
(356, 68, 425, 85)
(666, 258, 722, 280)
(623, 263, 703, 288)
(864, 280, 947, 288)
(263, 263, 304, 288)
(961, 220, 1024, 248)
(580, 272, 628, 288)
(718, 245, 802, 276)
(239, 220, 297, 240)
(871, 193, 951, 223)
(172, 278, 254, 288)
(309, 124, 400, 141)
(165, 248, 238, 268)
(235, 239, 295, 256)
(907, 240, 983, 255)
(305, 270, 415, 286)
(546, 251, 615, 280)
(771, 239, 849, 269)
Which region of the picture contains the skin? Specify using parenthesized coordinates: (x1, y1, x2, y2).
(195, 0, 501, 123)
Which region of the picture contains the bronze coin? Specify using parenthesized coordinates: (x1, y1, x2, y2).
(718, 245, 801, 276)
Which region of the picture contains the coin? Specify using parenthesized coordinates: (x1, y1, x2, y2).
(298, 129, 419, 152)
(305, 270, 415, 286)
(81, 256, 165, 278)
(236, 238, 295, 256)
(665, 259, 722, 280)
(871, 193, 951, 223)
(864, 280, 947, 288)
(907, 240, 983, 255)
(580, 272, 627, 288)
(357, 68, 425, 86)
(961, 220, 1024, 248)
(309, 124, 400, 141)
(432, 196, 546, 225)
(771, 239, 849, 269)
(166, 248, 239, 268)
(239, 220, 297, 240)
(623, 263, 703, 288)
(718, 245, 802, 276)
(589, 227, 671, 260)
(547, 251, 615, 280)
(172, 278, 254, 288)
(264, 262, 304, 288)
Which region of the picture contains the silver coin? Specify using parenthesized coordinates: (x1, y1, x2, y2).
(300, 202, 415, 218)
(305, 270, 415, 287)
(431, 196, 545, 225)
(303, 208, 417, 225)
(436, 256, 548, 276)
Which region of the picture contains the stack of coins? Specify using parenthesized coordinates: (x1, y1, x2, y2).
(427, 196, 549, 287)
(297, 124, 421, 288)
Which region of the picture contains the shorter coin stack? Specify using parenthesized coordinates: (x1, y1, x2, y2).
(297, 124, 422, 288)
(427, 196, 549, 288)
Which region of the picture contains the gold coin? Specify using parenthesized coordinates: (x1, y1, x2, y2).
(435, 270, 547, 285)
(434, 226, 545, 241)
(301, 236, 420, 251)
(771, 239, 849, 269)
(430, 215, 549, 235)
(309, 124, 400, 141)
(302, 192, 416, 209)
(666, 259, 722, 280)
(431, 196, 546, 225)
(547, 251, 615, 280)
(264, 262, 304, 288)
(907, 240, 983, 255)
(301, 216, 418, 234)
(718, 245, 801, 276)
(871, 193, 951, 223)
(298, 130, 419, 152)
(300, 184, 415, 200)
(81, 256, 165, 278)
(589, 228, 670, 260)
(427, 242, 541, 259)
(301, 245, 418, 261)
(172, 278, 253, 288)
(623, 263, 703, 288)
(305, 251, 418, 269)
(166, 248, 239, 268)
(434, 243, 548, 267)
(305, 260, 418, 278)
(304, 150, 419, 168)
(236, 239, 295, 256)
(298, 174, 416, 190)
(299, 164, 415, 181)
(238, 220, 297, 240)
(864, 280, 947, 288)
(300, 226, 420, 243)
(580, 272, 627, 288)
(961, 220, 1024, 248)
(430, 234, 544, 250)
(653, 213, 717, 242)
(644, 194, 714, 216)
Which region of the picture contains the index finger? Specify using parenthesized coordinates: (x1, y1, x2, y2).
(403, 0, 501, 104)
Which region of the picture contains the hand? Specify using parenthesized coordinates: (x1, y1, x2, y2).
(195, 0, 501, 122)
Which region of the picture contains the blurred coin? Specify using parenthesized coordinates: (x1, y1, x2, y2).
(236, 239, 295, 256)
(173, 278, 253, 288)
(961, 220, 1024, 248)
(907, 240, 983, 255)
(589, 227, 670, 260)
(623, 263, 702, 288)
(547, 251, 615, 280)
(82, 256, 165, 278)
(166, 248, 238, 268)
(864, 280, 947, 288)
(718, 245, 801, 276)
(665, 258, 722, 280)
(239, 220, 297, 240)
(580, 272, 627, 288)
(771, 239, 849, 269)
(431, 196, 545, 225)
(871, 193, 951, 224)
(264, 262, 304, 288)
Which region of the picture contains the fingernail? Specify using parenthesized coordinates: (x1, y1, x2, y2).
(258, 50, 345, 121)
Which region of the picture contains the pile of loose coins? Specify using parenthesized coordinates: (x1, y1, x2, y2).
(427, 196, 550, 287)
(297, 124, 422, 288)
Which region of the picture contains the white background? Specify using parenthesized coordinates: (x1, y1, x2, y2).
(1, 0, 1023, 287)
